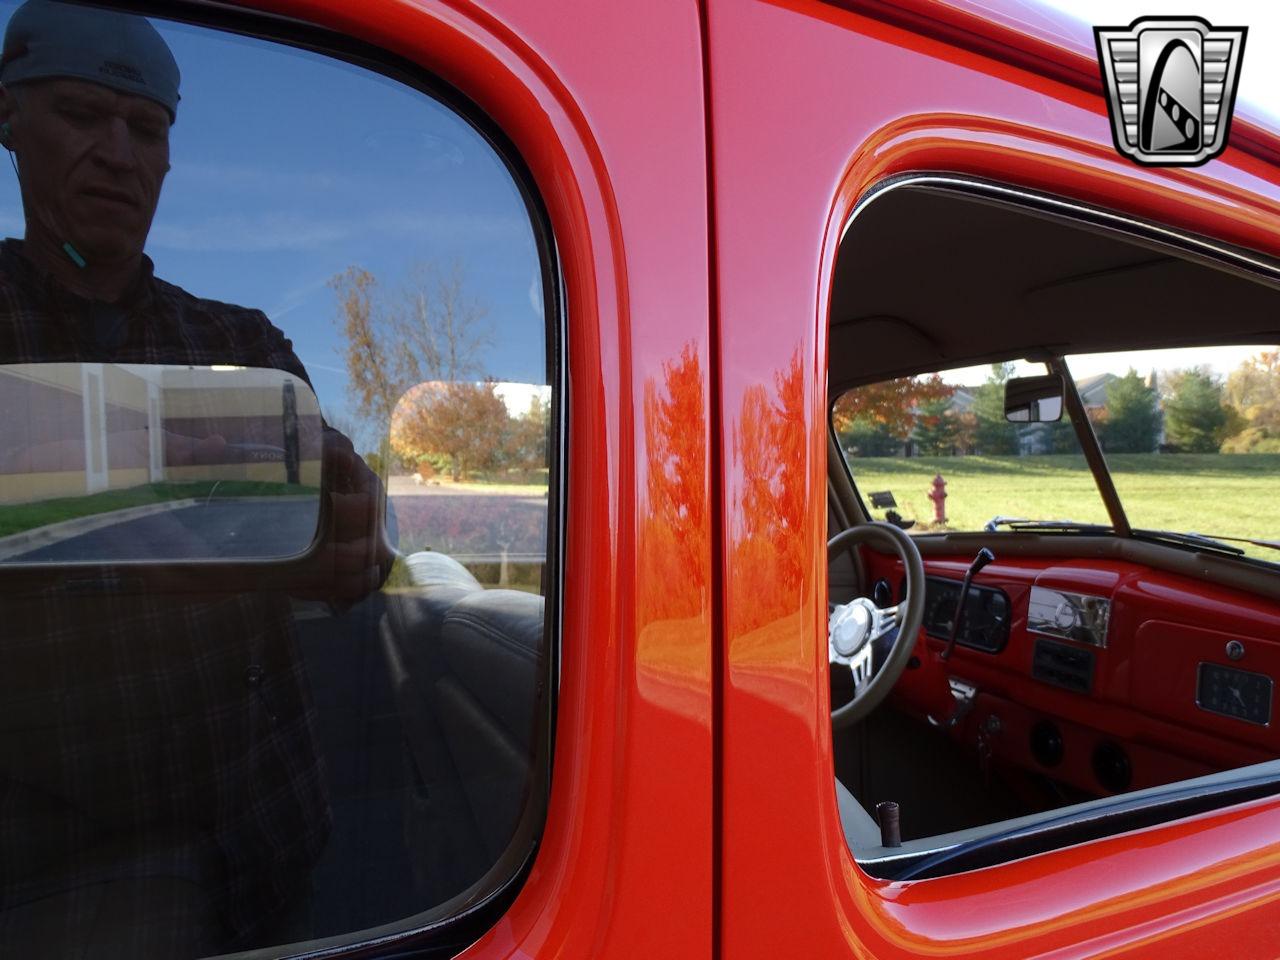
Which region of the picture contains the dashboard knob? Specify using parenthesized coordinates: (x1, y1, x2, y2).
(1030, 720, 1063, 768)
(873, 579, 893, 608)
(1092, 741, 1132, 793)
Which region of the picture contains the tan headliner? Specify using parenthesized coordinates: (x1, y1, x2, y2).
(829, 183, 1280, 393)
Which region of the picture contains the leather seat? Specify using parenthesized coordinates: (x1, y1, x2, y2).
(379, 553, 545, 904)
(382, 552, 485, 702)
(434, 589, 545, 864)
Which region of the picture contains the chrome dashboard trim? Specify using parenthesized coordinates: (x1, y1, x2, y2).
(1027, 585, 1111, 648)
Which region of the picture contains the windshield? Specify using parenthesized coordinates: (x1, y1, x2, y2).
(833, 345, 1280, 563)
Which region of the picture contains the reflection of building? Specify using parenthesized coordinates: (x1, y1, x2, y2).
(0, 363, 323, 505)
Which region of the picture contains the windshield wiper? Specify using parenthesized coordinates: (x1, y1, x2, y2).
(985, 519, 1280, 557)
(1131, 529, 1280, 556)
(983, 517, 1114, 534)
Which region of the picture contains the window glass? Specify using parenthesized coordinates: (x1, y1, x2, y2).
(833, 364, 1111, 533)
(0, 2, 553, 955)
(835, 347, 1280, 562)
(1096, 344, 1280, 563)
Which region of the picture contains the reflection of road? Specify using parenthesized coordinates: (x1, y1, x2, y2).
(12, 499, 321, 562)
(389, 490, 547, 560)
(10, 487, 548, 564)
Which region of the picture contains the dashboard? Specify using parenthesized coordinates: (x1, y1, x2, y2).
(866, 551, 1280, 798)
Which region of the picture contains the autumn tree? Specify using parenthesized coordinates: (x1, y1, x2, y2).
(330, 267, 401, 428)
(332, 260, 499, 472)
(832, 375, 952, 436)
(832, 374, 953, 457)
(332, 260, 491, 425)
(1163, 368, 1230, 453)
(509, 393, 550, 474)
(1222, 350, 1280, 452)
(390, 380, 510, 481)
(390, 261, 492, 386)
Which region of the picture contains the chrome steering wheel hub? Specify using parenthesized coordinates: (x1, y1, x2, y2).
(827, 522, 925, 729)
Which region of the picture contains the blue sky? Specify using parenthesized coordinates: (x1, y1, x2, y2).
(0, 3, 548, 436)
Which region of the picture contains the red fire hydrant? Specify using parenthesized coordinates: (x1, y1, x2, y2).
(928, 474, 947, 526)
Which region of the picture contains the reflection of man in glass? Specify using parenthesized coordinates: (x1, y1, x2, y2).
(0, 3, 307, 372)
(0, 2, 378, 953)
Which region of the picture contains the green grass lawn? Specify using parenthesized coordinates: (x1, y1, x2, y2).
(845, 454, 1280, 561)
(0, 480, 318, 538)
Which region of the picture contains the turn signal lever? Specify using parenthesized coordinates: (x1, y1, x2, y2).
(940, 547, 995, 661)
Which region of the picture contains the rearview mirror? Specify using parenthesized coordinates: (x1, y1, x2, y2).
(1004, 373, 1064, 423)
(0, 363, 323, 563)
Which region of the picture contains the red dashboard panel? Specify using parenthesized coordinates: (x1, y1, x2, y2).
(862, 547, 1280, 797)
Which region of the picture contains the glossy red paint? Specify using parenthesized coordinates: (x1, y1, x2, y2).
(712, 1, 1280, 958)
(207, 0, 1280, 955)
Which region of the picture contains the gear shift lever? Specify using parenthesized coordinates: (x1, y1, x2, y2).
(941, 547, 995, 661)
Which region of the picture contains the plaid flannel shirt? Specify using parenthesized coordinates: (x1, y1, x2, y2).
(0, 240, 331, 947)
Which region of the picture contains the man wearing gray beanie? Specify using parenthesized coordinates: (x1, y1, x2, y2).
(0, 3, 353, 955)
(0, 0, 308, 368)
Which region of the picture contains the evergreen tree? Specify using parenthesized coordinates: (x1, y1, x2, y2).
(972, 363, 1020, 455)
(912, 395, 959, 454)
(1099, 369, 1159, 453)
(839, 417, 902, 457)
(1164, 368, 1229, 453)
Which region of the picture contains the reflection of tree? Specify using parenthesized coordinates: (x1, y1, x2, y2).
(330, 261, 551, 481)
(509, 393, 549, 471)
(390, 380, 509, 481)
(729, 349, 807, 636)
(330, 260, 492, 441)
(391, 261, 491, 385)
(638, 343, 708, 623)
(331, 267, 401, 429)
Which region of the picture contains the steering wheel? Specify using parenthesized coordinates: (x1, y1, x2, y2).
(828, 521, 925, 730)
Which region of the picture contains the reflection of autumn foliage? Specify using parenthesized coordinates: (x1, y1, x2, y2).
(831, 374, 952, 438)
(390, 380, 509, 481)
(729, 350, 808, 637)
(638, 344, 709, 623)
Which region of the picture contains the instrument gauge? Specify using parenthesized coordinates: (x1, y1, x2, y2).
(1197, 663, 1273, 726)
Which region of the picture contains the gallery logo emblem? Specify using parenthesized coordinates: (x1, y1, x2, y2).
(1095, 17, 1246, 166)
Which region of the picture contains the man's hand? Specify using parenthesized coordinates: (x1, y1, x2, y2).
(294, 428, 393, 609)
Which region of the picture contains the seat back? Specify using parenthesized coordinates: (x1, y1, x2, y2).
(379, 553, 545, 903)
